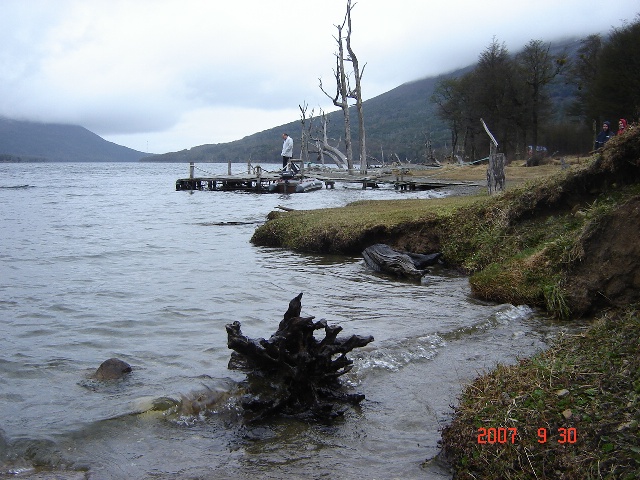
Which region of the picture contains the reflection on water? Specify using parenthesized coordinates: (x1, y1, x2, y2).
(0, 163, 576, 479)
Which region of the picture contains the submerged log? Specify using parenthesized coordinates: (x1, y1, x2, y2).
(225, 293, 374, 421)
(362, 243, 441, 279)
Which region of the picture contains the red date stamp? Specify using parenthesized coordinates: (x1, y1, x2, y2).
(477, 427, 577, 444)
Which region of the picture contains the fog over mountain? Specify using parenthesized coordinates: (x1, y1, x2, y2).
(0, 117, 148, 162)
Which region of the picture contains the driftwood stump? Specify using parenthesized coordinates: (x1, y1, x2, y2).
(225, 293, 374, 421)
(362, 244, 442, 279)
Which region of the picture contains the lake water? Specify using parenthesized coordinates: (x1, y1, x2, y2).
(0, 162, 569, 479)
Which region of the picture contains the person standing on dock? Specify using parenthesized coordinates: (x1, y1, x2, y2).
(281, 133, 293, 169)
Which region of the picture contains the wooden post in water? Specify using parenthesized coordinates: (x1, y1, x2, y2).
(228, 159, 231, 176)
(255, 165, 262, 191)
(189, 162, 195, 179)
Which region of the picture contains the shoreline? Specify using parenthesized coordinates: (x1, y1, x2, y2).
(251, 130, 640, 477)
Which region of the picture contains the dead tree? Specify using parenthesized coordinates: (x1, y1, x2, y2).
(481, 118, 505, 194)
(344, 0, 367, 174)
(423, 131, 439, 166)
(362, 244, 441, 280)
(319, 20, 354, 172)
(226, 293, 373, 421)
(299, 102, 314, 163)
(311, 110, 347, 168)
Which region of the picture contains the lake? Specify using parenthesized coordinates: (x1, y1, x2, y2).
(0, 162, 569, 479)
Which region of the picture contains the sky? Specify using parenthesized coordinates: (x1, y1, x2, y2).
(1, 0, 638, 154)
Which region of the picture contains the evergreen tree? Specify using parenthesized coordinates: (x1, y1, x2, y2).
(431, 77, 464, 159)
(567, 34, 603, 124)
(471, 38, 521, 157)
(593, 15, 640, 124)
(516, 40, 567, 154)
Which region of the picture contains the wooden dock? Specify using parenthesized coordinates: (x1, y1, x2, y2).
(175, 174, 275, 192)
(176, 162, 280, 192)
(175, 174, 381, 192)
(175, 163, 481, 193)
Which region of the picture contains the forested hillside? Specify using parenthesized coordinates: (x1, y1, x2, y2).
(142, 66, 473, 165)
(144, 38, 583, 165)
(139, 66, 481, 165)
(148, 15, 639, 167)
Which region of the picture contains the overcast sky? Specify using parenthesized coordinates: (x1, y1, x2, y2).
(1, 0, 637, 154)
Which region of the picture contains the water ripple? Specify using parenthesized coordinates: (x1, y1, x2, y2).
(0, 162, 574, 479)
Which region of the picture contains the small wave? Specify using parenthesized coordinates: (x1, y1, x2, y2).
(138, 379, 245, 427)
(494, 304, 535, 321)
(441, 304, 536, 341)
(350, 334, 445, 377)
(0, 184, 33, 189)
(0, 437, 67, 472)
(196, 221, 259, 226)
(48, 304, 79, 314)
(0, 300, 19, 308)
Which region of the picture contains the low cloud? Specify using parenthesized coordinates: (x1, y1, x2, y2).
(1, 0, 637, 153)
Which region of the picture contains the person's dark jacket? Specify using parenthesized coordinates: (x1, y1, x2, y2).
(594, 121, 614, 149)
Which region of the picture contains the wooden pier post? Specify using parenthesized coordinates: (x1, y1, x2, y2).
(255, 165, 262, 192)
(189, 162, 195, 179)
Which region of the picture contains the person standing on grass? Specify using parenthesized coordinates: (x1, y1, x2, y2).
(594, 121, 614, 150)
(618, 118, 628, 135)
(281, 133, 293, 169)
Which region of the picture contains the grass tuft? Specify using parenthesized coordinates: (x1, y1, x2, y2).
(440, 309, 640, 479)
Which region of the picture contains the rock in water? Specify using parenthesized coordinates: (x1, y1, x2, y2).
(93, 358, 132, 380)
(225, 293, 374, 421)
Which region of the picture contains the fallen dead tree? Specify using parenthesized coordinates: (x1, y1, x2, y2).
(225, 293, 374, 421)
(362, 243, 442, 279)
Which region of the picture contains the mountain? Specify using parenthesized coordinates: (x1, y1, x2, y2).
(145, 37, 582, 165)
(141, 68, 469, 165)
(1, 38, 580, 164)
(0, 117, 149, 162)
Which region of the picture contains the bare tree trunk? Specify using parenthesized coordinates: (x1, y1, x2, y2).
(313, 140, 326, 166)
(345, 0, 366, 174)
(319, 23, 353, 172)
(315, 112, 346, 169)
(336, 25, 353, 172)
(299, 102, 314, 163)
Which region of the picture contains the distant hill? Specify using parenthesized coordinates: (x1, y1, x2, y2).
(0, 117, 149, 162)
(144, 38, 581, 165)
(141, 68, 469, 165)
(1, 38, 580, 165)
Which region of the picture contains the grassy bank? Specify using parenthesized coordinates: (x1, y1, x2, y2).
(251, 128, 640, 477)
(252, 129, 640, 318)
(440, 308, 640, 479)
